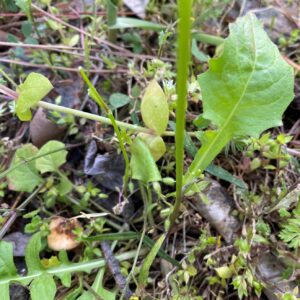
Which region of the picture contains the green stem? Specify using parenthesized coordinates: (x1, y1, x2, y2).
(183, 128, 231, 186)
(146, 185, 155, 230)
(169, 0, 193, 227)
(79, 67, 130, 195)
(192, 32, 224, 46)
(0, 249, 147, 285)
(38, 101, 197, 136)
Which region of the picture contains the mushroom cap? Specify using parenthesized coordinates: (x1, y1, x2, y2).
(47, 217, 82, 251)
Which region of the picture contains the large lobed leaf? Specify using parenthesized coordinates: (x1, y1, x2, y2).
(184, 13, 294, 185)
(199, 13, 294, 137)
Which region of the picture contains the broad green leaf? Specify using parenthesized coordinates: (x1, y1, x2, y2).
(0, 241, 17, 277)
(30, 273, 56, 300)
(184, 13, 294, 185)
(109, 93, 131, 109)
(138, 233, 166, 286)
(130, 137, 161, 183)
(16, 73, 53, 121)
(138, 133, 166, 161)
(7, 144, 43, 192)
(25, 232, 45, 275)
(110, 17, 164, 30)
(141, 80, 169, 135)
(35, 141, 67, 173)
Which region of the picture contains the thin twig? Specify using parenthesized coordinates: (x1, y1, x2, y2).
(100, 241, 132, 299)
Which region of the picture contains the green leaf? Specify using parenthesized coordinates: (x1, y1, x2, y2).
(130, 137, 161, 183)
(25, 232, 45, 275)
(141, 80, 169, 135)
(110, 17, 164, 30)
(7, 144, 43, 192)
(30, 273, 56, 300)
(0, 241, 17, 277)
(184, 13, 294, 185)
(21, 21, 32, 37)
(0, 283, 9, 300)
(109, 93, 131, 109)
(78, 268, 116, 300)
(192, 39, 209, 62)
(15, 0, 31, 14)
(16, 73, 53, 121)
(138, 233, 166, 286)
(56, 175, 73, 196)
(215, 265, 233, 279)
(200, 13, 294, 137)
(169, 121, 247, 188)
(56, 251, 71, 287)
(35, 141, 67, 173)
(83, 232, 180, 267)
(137, 133, 166, 161)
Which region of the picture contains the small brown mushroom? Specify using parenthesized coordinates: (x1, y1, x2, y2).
(47, 217, 82, 251)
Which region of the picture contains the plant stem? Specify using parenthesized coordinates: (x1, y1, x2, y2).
(169, 0, 193, 227)
(37, 101, 197, 137)
(0, 249, 147, 285)
(192, 32, 224, 46)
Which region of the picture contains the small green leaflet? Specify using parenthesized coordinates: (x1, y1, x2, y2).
(35, 141, 67, 173)
(141, 80, 169, 135)
(25, 232, 46, 275)
(0, 241, 17, 300)
(7, 144, 43, 192)
(184, 13, 294, 185)
(130, 137, 161, 183)
(16, 73, 53, 121)
(30, 273, 57, 300)
(137, 133, 166, 162)
(0, 241, 17, 277)
(109, 93, 131, 109)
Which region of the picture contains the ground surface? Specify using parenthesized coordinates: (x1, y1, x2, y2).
(0, 1, 300, 299)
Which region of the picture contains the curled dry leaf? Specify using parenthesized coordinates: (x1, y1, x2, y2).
(84, 140, 125, 190)
(47, 217, 82, 251)
(30, 108, 66, 148)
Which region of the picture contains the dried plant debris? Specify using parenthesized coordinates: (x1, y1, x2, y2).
(255, 253, 300, 300)
(30, 108, 66, 148)
(84, 140, 125, 190)
(192, 181, 241, 243)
